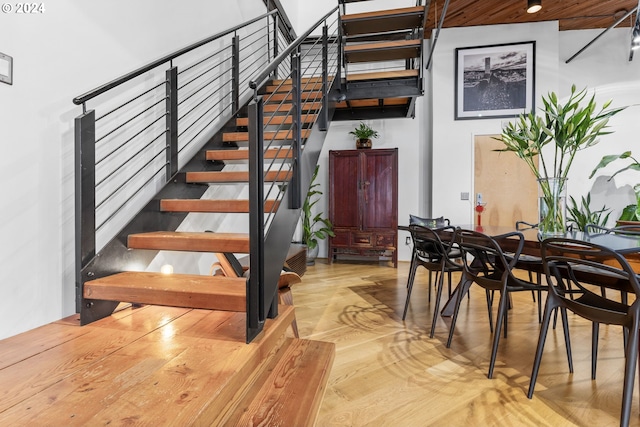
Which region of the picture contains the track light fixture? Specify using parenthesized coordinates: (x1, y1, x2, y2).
(527, 0, 542, 14)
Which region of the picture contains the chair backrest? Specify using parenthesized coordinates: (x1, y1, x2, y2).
(515, 220, 538, 231)
(455, 229, 525, 285)
(408, 225, 457, 262)
(541, 237, 640, 300)
(216, 252, 246, 278)
(410, 214, 450, 228)
(585, 223, 640, 236)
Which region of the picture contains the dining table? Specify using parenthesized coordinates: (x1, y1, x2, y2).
(399, 224, 640, 316)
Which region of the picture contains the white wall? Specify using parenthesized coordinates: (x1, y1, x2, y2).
(558, 28, 640, 222)
(0, 0, 265, 340)
(431, 21, 560, 224)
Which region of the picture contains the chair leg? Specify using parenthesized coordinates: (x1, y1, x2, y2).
(591, 322, 599, 380)
(402, 255, 419, 320)
(430, 265, 446, 338)
(278, 287, 299, 338)
(485, 289, 494, 334)
(446, 276, 473, 348)
(528, 297, 560, 398)
(620, 318, 640, 427)
(560, 307, 574, 373)
(488, 289, 509, 379)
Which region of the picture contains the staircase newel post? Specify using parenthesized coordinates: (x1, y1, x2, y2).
(290, 48, 302, 210)
(232, 34, 241, 115)
(74, 110, 96, 314)
(247, 96, 265, 343)
(166, 67, 178, 180)
(319, 23, 329, 131)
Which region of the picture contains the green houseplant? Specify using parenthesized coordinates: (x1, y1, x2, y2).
(566, 192, 611, 231)
(589, 151, 640, 222)
(498, 85, 624, 235)
(349, 122, 379, 149)
(302, 165, 334, 265)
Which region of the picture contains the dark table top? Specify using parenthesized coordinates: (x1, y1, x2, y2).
(399, 224, 640, 255)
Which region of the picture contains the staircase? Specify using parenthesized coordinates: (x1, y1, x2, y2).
(334, 0, 427, 120)
(69, 1, 429, 421)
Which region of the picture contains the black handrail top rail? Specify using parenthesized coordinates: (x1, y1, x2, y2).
(73, 10, 278, 106)
(249, 5, 338, 90)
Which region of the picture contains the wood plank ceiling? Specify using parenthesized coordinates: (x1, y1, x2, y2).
(425, 0, 638, 35)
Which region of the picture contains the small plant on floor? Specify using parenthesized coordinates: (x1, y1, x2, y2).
(302, 165, 335, 252)
(566, 192, 610, 231)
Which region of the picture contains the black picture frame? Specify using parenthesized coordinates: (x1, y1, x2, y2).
(455, 41, 535, 120)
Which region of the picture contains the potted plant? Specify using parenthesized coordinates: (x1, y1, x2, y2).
(566, 192, 611, 231)
(498, 85, 624, 236)
(302, 165, 334, 265)
(589, 151, 640, 223)
(349, 122, 379, 149)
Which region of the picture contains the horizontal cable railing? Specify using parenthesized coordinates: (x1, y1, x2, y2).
(74, 10, 285, 254)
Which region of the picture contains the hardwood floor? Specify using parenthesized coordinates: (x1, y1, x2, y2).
(294, 260, 639, 427)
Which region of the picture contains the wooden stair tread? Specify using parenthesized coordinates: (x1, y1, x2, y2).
(342, 6, 425, 37)
(265, 82, 324, 93)
(347, 69, 419, 82)
(186, 170, 292, 183)
(206, 148, 293, 161)
(266, 91, 322, 102)
(128, 231, 250, 253)
(223, 129, 311, 142)
(344, 39, 421, 63)
(224, 338, 335, 427)
(84, 272, 247, 312)
(269, 76, 325, 85)
(160, 199, 280, 213)
(235, 115, 316, 127)
(263, 102, 322, 113)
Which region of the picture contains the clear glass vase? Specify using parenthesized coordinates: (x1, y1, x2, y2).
(538, 177, 567, 237)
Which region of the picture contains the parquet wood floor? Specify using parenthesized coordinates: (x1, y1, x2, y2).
(294, 259, 640, 427)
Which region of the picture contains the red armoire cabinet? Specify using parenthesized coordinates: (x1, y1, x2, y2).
(328, 148, 398, 267)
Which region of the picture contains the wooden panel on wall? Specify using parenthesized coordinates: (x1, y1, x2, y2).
(474, 134, 537, 227)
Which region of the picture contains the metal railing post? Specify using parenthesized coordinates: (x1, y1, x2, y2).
(74, 110, 96, 313)
(232, 34, 240, 114)
(290, 48, 302, 209)
(320, 23, 329, 131)
(166, 67, 178, 180)
(247, 96, 265, 343)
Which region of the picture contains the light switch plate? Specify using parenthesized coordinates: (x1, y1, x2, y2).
(460, 192, 469, 200)
(0, 52, 13, 85)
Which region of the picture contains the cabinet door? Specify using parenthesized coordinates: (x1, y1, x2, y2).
(329, 151, 360, 229)
(361, 149, 398, 230)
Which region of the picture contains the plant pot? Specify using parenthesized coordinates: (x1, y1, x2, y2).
(356, 138, 372, 149)
(616, 220, 640, 231)
(306, 245, 319, 265)
(538, 177, 567, 237)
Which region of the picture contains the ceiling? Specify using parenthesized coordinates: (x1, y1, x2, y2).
(424, 0, 639, 35)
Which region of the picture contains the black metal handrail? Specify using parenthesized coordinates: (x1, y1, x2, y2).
(74, 10, 278, 107)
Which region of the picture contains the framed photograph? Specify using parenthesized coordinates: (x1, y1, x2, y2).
(455, 41, 535, 120)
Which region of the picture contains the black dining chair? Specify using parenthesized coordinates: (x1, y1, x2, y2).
(528, 237, 640, 427)
(402, 225, 462, 338)
(445, 229, 551, 379)
(406, 215, 459, 300)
